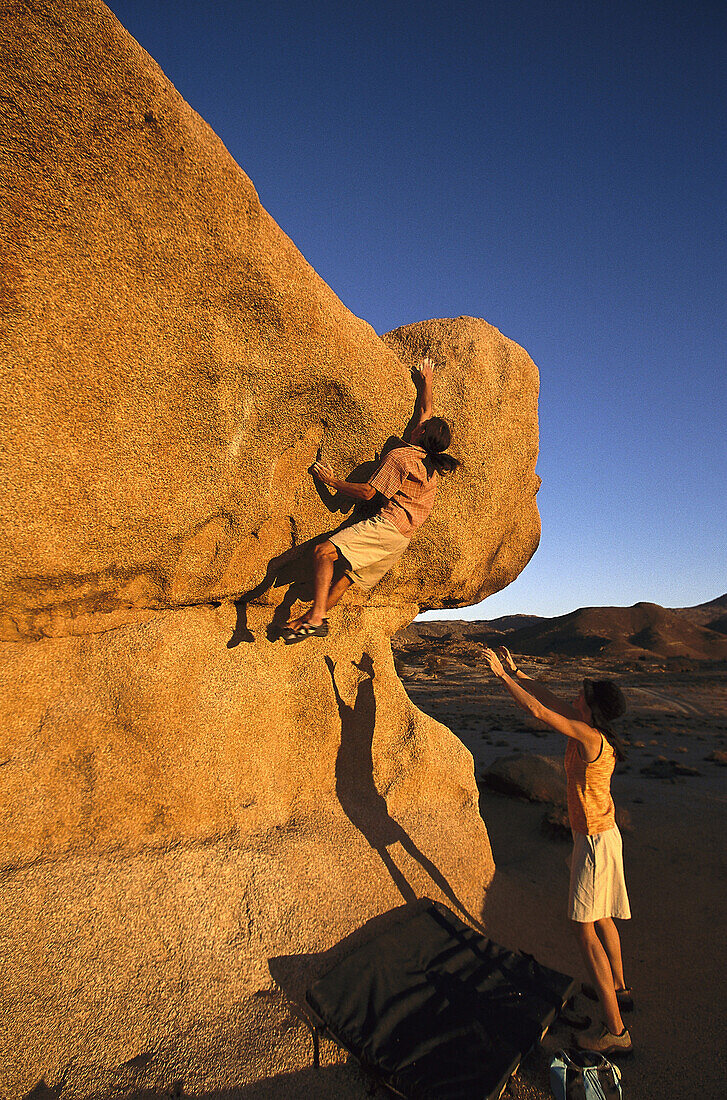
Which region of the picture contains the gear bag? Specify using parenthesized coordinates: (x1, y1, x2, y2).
(550, 1048, 623, 1099)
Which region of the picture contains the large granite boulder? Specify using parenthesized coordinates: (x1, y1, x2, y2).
(0, 1, 541, 1096)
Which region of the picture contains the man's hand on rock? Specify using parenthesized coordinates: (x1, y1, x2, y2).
(413, 356, 434, 384)
(312, 461, 335, 486)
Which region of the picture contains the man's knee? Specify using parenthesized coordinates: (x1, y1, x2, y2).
(313, 540, 339, 564)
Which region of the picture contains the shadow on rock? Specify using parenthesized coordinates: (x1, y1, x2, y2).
(326, 655, 483, 930)
(23, 1082, 66, 1100)
(268, 900, 428, 1008)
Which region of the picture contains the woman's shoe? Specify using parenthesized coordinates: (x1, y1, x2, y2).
(575, 1023, 633, 1055)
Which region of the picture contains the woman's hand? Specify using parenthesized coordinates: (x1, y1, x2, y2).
(497, 646, 518, 673)
(312, 462, 335, 486)
(482, 647, 505, 677)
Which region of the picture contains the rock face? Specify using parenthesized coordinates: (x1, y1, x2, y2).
(0, 2, 540, 1096)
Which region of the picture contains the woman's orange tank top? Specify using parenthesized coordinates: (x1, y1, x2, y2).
(565, 734, 616, 835)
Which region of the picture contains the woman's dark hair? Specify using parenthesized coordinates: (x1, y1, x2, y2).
(420, 417, 460, 476)
(584, 678, 628, 762)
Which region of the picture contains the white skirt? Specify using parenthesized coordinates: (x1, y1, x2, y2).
(568, 825, 631, 922)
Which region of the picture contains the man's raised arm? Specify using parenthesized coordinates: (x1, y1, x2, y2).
(403, 356, 434, 441)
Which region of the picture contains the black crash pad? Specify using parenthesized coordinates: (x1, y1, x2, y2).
(306, 900, 576, 1099)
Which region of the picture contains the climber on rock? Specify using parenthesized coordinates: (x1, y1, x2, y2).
(281, 357, 459, 644)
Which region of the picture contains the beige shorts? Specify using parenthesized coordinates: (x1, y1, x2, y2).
(330, 514, 409, 590)
(568, 825, 631, 923)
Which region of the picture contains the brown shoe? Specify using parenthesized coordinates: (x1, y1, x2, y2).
(576, 1023, 633, 1055)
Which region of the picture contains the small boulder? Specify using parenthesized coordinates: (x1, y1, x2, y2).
(541, 805, 570, 839)
(483, 753, 566, 806)
(640, 760, 702, 778)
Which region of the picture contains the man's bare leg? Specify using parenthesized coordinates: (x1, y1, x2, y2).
(573, 921, 625, 1034)
(324, 573, 353, 611)
(289, 573, 353, 629)
(287, 545, 352, 630)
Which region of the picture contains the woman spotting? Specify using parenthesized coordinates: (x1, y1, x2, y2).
(482, 645, 633, 1056)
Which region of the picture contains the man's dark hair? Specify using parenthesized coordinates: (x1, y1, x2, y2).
(420, 417, 460, 475)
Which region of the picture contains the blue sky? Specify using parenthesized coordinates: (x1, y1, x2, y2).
(107, 0, 726, 618)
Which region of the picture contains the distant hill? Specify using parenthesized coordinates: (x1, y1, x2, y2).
(670, 593, 727, 634)
(502, 601, 727, 659)
(400, 595, 727, 660)
(396, 614, 542, 647)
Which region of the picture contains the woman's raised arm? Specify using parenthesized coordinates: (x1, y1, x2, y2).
(482, 647, 601, 754)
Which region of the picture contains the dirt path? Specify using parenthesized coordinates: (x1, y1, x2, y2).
(627, 685, 709, 716)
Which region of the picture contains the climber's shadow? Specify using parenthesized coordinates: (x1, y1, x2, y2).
(226, 537, 325, 646)
(326, 655, 482, 930)
(227, 438, 406, 647)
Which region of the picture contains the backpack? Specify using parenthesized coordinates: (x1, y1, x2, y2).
(550, 1048, 623, 1099)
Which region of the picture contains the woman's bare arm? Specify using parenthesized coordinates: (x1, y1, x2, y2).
(496, 646, 580, 719)
(483, 648, 601, 753)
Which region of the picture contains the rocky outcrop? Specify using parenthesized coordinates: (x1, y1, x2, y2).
(0, 1, 540, 1096)
(0, 5, 540, 645)
(498, 602, 727, 660)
